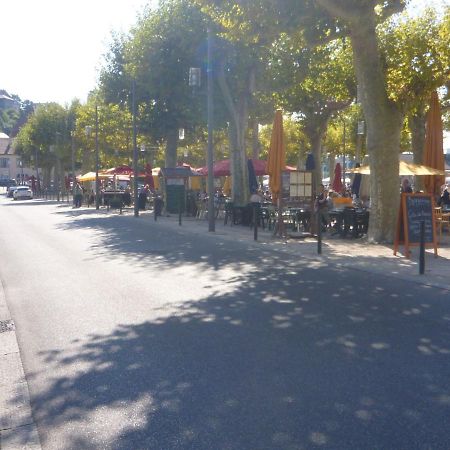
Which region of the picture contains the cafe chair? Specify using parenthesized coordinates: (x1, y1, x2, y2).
(435, 207, 450, 241)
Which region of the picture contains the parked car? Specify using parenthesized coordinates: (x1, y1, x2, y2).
(7, 185, 19, 198)
(13, 186, 33, 200)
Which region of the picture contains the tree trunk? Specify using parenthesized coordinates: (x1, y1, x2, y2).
(165, 129, 178, 168)
(409, 109, 426, 192)
(310, 132, 323, 192)
(251, 118, 260, 160)
(350, 16, 403, 243)
(229, 112, 249, 206)
(217, 60, 251, 206)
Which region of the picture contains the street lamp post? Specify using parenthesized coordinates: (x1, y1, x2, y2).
(206, 28, 215, 232)
(132, 79, 139, 218)
(71, 131, 75, 204)
(342, 117, 346, 188)
(95, 105, 100, 210)
(190, 31, 215, 232)
(34, 146, 39, 193)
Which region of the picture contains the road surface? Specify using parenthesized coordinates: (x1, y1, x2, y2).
(1, 197, 450, 449)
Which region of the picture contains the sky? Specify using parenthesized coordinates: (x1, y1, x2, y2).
(1, 0, 153, 105)
(0, 0, 448, 107)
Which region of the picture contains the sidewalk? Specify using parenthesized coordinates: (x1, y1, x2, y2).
(0, 277, 42, 449)
(135, 209, 450, 292)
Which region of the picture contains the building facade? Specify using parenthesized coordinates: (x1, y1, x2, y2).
(0, 133, 40, 183)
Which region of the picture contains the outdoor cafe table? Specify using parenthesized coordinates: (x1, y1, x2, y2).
(102, 191, 130, 210)
(329, 207, 369, 238)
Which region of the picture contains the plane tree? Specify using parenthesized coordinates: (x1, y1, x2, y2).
(379, 7, 450, 173)
(99, 0, 210, 168)
(269, 34, 355, 187)
(198, 0, 409, 242)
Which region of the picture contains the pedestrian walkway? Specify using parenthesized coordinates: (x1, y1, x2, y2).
(0, 277, 42, 450)
(135, 209, 450, 292)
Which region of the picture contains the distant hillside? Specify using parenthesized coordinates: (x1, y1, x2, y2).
(0, 90, 35, 137)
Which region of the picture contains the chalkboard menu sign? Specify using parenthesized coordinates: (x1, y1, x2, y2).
(281, 170, 313, 200)
(405, 195, 434, 243)
(394, 193, 437, 258)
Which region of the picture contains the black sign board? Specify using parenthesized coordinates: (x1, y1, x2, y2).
(394, 193, 437, 257)
(405, 195, 434, 243)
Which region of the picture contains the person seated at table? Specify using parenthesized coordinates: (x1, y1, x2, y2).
(316, 184, 330, 231)
(401, 178, 413, 193)
(438, 184, 450, 207)
(123, 185, 132, 206)
(249, 190, 262, 204)
(263, 189, 272, 202)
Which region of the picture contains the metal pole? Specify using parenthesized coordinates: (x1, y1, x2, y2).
(317, 210, 322, 254)
(71, 133, 75, 205)
(132, 79, 139, 217)
(35, 147, 39, 195)
(419, 220, 425, 275)
(207, 27, 215, 232)
(343, 119, 346, 189)
(95, 104, 100, 210)
(253, 205, 258, 241)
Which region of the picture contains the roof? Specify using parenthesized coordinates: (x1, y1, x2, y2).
(0, 94, 15, 102)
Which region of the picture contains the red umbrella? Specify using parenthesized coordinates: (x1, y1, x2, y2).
(332, 163, 343, 193)
(198, 159, 291, 177)
(105, 165, 133, 175)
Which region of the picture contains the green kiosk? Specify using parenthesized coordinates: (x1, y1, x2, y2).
(160, 167, 193, 214)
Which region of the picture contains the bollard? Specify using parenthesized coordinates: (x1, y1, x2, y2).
(317, 210, 322, 255)
(253, 204, 258, 241)
(179, 202, 182, 226)
(419, 220, 425, 275)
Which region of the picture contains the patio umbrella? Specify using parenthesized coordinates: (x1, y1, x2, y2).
(423, 91, 445, 196)
(267, 110, 286, 203)
(332, 163, 343, 192)
(247, 159, 259, 193)
(223, 176, 231, 196)
(349, 160, 445, 176)
(144, 163, 155, 190)
(105, 165, 133, 175)
(78, 171, 110, 182)
(198, 159, 268, 177)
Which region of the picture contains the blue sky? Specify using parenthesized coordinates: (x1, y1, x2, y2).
(0, 0, 447, 106)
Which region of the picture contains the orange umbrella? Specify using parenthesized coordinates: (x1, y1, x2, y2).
(423, 91, 445, 196)
(267, 110, 286, 203)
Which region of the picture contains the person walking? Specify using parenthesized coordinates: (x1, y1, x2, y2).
(74, 183, 83, 208)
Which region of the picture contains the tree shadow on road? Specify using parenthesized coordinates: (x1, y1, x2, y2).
(4, 207, 448, 448)
(14, 257, 450, 449)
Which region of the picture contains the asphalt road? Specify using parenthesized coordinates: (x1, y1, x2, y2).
(1, 196, 450, 450)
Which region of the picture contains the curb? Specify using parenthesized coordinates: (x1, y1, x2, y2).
(0, 276, 42, 450)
